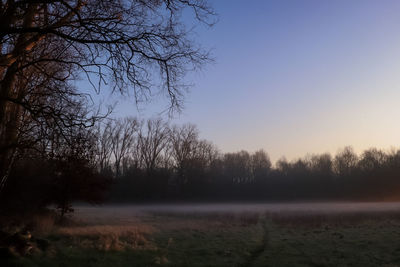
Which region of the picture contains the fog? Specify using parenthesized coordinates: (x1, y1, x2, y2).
(74, 202, 400, 222)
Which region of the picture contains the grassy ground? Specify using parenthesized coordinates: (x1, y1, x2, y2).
(3, 204, 400, 267)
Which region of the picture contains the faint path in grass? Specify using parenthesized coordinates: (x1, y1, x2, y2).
(241, 217, 269, 267)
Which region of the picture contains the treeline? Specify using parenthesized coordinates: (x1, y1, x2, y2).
(94, 117, 400, 202)
(3, 116, 400, 216)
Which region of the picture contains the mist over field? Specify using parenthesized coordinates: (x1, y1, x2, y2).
(75, 202, 400, 218)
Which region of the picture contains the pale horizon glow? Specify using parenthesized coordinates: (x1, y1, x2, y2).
(94, 0, 400, 163)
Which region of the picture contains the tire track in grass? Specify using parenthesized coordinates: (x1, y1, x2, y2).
(241, 217, 269, 267)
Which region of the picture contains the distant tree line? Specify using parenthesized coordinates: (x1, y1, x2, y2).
(3, 115, 400, 215)
(93, 117, 400, 202)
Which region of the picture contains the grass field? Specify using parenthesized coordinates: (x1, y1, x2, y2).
(4, 202, 400, 267)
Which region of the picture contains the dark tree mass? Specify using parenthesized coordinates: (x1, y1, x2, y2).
(6, 115, 400, 213)
(93, 118, 400, 202)
(0, 0, 214, 215)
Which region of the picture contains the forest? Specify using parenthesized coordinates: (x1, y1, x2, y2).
(2, 115, 400, 217)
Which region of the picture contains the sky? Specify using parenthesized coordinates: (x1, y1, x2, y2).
(96, 0, 400, 162)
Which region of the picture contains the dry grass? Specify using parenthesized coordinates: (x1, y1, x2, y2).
(29, 212, 58, 234)
(45, 203, 400, 259)
(7, 203, 400, 267)
(56, 224, 155, 251)
(57, 224, 154, 236)
(52, 207, 262, 256)
(69, 203, 400, 233)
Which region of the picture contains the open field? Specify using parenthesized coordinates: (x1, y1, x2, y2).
(4, 202, 400, 267)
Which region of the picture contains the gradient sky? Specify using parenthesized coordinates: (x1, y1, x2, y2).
(96, 0, 400, 162)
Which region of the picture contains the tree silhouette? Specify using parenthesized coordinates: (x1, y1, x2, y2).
(0, 0, 215, 190)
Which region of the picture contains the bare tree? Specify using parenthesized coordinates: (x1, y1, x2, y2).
(358, 148, 387, 172)
(169, 123, 199, 186)
(0, 0, 214, 189)
(333, 146, 358, 176)
(137, 118, 169, 174)
(110, 117, 138, 178)
(309, 153, 333, 177)
(250, 149, 271, 182)
(275, 157, 290, 176)
(95, 121, 113, 173)
(0, 1, 215, 111)
(195, 139, 219, 169)
(223, 151, 252, 184)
